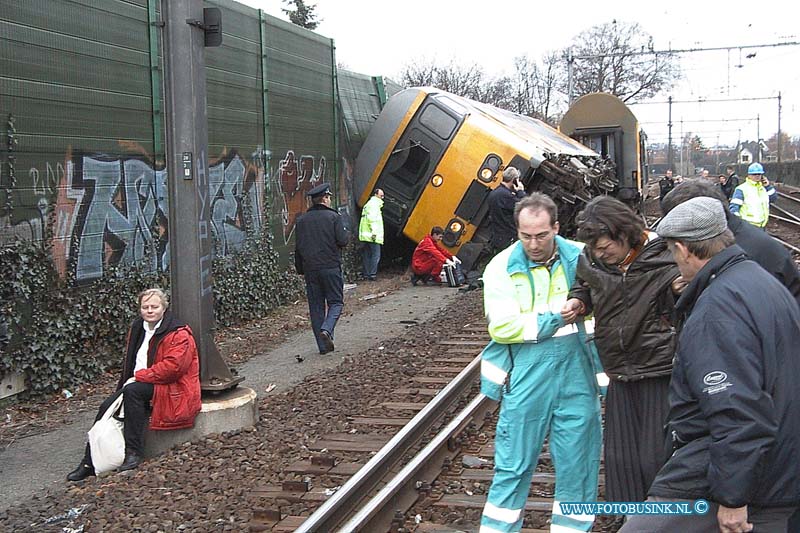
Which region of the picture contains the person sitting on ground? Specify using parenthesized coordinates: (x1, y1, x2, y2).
(410, 226, 460, 285)
(67, 288, 201, 481)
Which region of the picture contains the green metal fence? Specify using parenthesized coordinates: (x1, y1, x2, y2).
(0, 0, 389, 279)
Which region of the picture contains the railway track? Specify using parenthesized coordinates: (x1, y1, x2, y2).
(770, 190, 800, 256)
(249, 322, 616, 533)
(248, 325, 495, 532)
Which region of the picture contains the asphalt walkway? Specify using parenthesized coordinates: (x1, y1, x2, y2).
(0, 283, 463, 513)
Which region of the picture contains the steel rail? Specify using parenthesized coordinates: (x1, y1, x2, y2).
(777, 191, 800, 206)
(769, 213, 800, 227)
(770, 204, 800, 224)
(770, 234, 800, 255)
(294, 353, 483, 533)
(339, 392, 492, 532)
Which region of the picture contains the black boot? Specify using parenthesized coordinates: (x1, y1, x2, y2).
(319, 330, 334, 353)
(67, 444, 95, 481)
(67, 462, 95, 481)
(118, 451, 143, 472)
(411, 273, 420, 286)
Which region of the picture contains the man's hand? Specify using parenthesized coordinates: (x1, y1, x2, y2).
(560, 298, 585, 324)
(671, 275, 689, 294)
(717, 505, 752, 533)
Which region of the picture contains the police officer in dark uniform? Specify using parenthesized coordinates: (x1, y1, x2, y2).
(658, 169, 676, 208)
(294, 183, 350, 354)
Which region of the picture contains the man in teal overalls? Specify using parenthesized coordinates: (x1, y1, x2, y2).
(480, 193, 603, 533)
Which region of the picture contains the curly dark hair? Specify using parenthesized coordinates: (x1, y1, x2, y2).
(576, 196, 644, 248)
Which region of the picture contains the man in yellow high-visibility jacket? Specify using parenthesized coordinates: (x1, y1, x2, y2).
(729, 162, 776, 228)
(480, 193, 602, 533)
(358, 189, 384, 280)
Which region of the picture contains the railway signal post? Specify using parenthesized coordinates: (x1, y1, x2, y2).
(161, 0, 241, 391)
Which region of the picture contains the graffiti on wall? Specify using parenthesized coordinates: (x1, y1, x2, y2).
(50, 151, 264, 280)
(2, 148, 340, 280)
(273, 150, 327, 244)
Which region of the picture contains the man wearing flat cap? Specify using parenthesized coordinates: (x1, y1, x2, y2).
(294, 183, 350, 354)
(621, 197, 800, 533)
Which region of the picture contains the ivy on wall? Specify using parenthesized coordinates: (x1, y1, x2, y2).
(0, 239, 168, 395)
(212, 230, 305, 327)
(0, 228, 307, 397)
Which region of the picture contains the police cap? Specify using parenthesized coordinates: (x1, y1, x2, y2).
(307, 182, 332, 199)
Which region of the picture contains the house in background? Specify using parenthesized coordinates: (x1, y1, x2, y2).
(738, 145, 754, 165)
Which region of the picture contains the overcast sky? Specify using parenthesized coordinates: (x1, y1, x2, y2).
(238, 0, 800, 150)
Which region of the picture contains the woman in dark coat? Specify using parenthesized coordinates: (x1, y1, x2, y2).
(67, 288, 201, 481)
(562, 197, 681, 507)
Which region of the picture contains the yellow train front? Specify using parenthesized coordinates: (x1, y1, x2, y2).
(354, 87, 619, 269)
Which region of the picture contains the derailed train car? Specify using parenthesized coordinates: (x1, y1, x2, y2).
(354, 87, 623, 270)
(560, 92, 648, 206)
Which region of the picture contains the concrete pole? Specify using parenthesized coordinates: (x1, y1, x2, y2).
(757, 114, 761, 162)
(161, 0, 241, 391)
(567, 49, 574, 106)
(777, 91, 782, 167)
(667, 95, 673, 171)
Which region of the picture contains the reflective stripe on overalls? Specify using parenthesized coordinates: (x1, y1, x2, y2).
(480, 258, 601, 533)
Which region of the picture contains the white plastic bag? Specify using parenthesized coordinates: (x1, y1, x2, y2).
(88, 392, 125, 474)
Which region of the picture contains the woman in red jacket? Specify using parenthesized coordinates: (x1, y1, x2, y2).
(411, 226, 456, 285)
(67, 288, 201, 481)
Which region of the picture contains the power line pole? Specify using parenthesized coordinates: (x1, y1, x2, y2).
(161, 0, 240, 391)
(778, 91, 783, 164)
(667, 95, 673, 171)
(567, 48, 575, 105)
(757, 114, 761, 162)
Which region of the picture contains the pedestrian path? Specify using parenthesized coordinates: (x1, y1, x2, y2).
(0, 283, 463, 513)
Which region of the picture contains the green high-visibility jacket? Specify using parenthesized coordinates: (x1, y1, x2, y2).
(480, 236, 603, 400)
(358, 196, 384, 244)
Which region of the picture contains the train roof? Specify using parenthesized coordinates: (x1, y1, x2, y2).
(355, 87, 602, 204)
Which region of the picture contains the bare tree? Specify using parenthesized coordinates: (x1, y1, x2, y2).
(282, 0, 320, 30)
(477, 76, 516, 110)
(400, 59, 530, 112)
(513, 52, 565, 125)
(564, 21, 679, 102)
(400, 59, 487, 101)
(396, 54, 566, 125)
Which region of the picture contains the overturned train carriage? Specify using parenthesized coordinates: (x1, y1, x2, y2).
(354, 87, 621, 271)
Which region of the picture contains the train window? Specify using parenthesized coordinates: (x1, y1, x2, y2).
(418, 104, 458, 140)
(386, 138, 431, 186)
(434, 95, 469, 116)
(455, 180, 491, 223)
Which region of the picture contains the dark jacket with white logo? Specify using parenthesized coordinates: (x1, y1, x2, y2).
(650, 245, 800, 509)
